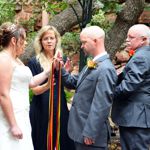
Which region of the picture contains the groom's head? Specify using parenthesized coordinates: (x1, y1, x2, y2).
(80, 26, 105, 57)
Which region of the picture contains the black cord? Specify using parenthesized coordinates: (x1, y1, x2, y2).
(70, 4, 82, 30)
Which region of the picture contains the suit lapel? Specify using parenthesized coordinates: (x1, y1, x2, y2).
(77, 66, 87, 85)
(76, 54, 110, 89)
(76, 68, 91, 88)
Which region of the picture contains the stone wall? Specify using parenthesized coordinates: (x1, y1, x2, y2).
(15, 2, 42, 30)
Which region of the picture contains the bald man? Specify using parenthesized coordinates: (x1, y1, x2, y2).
(60, 26, 117, 150)
(112, 24, 150, 150)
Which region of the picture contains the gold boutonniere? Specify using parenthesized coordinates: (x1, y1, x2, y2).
(87, 60, 97, 69)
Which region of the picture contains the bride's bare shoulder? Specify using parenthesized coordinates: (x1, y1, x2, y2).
(0, 51, 12, 68)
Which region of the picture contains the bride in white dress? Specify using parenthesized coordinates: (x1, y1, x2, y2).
(0, 23, 50, 150)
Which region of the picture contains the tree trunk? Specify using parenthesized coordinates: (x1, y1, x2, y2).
(105, 0, 145, 59)
(118, 0, 149, 3)
(49, 2, 82, 35)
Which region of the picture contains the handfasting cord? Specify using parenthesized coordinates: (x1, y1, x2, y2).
(47, 61, 62, 150)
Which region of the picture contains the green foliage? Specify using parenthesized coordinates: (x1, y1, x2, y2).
(19, 17, 37, 42)
(88, 10, 113, 31)
(47, 1, 68, 16)
(101, 0, 123, 13)
(0, 0, 36, 42)
(62, 32, 80, 54)
(0, 0, 15, 25)
(39, 0, 68, 16)
(26, 31, 37, 43)
(29, 88, 74, 104)
(65, 89, 74, 103)
(29, 89, 34, 103)
(144, 3, 150, 10)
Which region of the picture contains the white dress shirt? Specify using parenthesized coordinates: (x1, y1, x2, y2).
(93, 52, 107, 61)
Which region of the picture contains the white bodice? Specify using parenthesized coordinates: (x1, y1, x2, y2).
(0, 65, 32, 134)
(9, 66, 32, 113)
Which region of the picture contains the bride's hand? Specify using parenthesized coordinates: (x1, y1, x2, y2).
(10, 125, 23, 139)
(45, 75, 55, 87)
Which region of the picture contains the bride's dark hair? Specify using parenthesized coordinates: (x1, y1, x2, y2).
(0, 22, 25, 48)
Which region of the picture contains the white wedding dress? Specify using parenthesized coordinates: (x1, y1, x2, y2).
(0, 65, 34, 150)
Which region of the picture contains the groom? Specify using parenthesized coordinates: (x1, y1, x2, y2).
(59, 26, 117, 150)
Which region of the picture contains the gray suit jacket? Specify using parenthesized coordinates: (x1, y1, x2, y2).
(112, 46, 150, 128)
(62, 54, 117, 147)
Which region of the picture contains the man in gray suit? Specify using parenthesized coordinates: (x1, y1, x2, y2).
(112, 24, 150, 150)
(59, 26, 117, 150)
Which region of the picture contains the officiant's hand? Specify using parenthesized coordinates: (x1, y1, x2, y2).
(54, 52, 64, 70)
(64, 58, 72, 73)
(84, 137, 95, 145)
(10, 125, 23, 139)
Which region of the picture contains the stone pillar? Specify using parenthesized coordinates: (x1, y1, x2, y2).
(42, 10, 49, 26)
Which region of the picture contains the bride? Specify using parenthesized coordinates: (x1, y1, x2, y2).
(0, 22, 50, 150)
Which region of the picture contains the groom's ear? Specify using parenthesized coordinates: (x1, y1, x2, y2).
(93, 39, 98, 45)
(93, 38, 97, 43)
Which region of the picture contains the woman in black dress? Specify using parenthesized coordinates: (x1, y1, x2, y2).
(28, 25, 75, 150)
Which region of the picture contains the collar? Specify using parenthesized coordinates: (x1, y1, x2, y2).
(136, 46, 150, 53)
(93, 52, 107, 61)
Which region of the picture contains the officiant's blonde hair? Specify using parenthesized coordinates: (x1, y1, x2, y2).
(34, 25, 62, 70)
